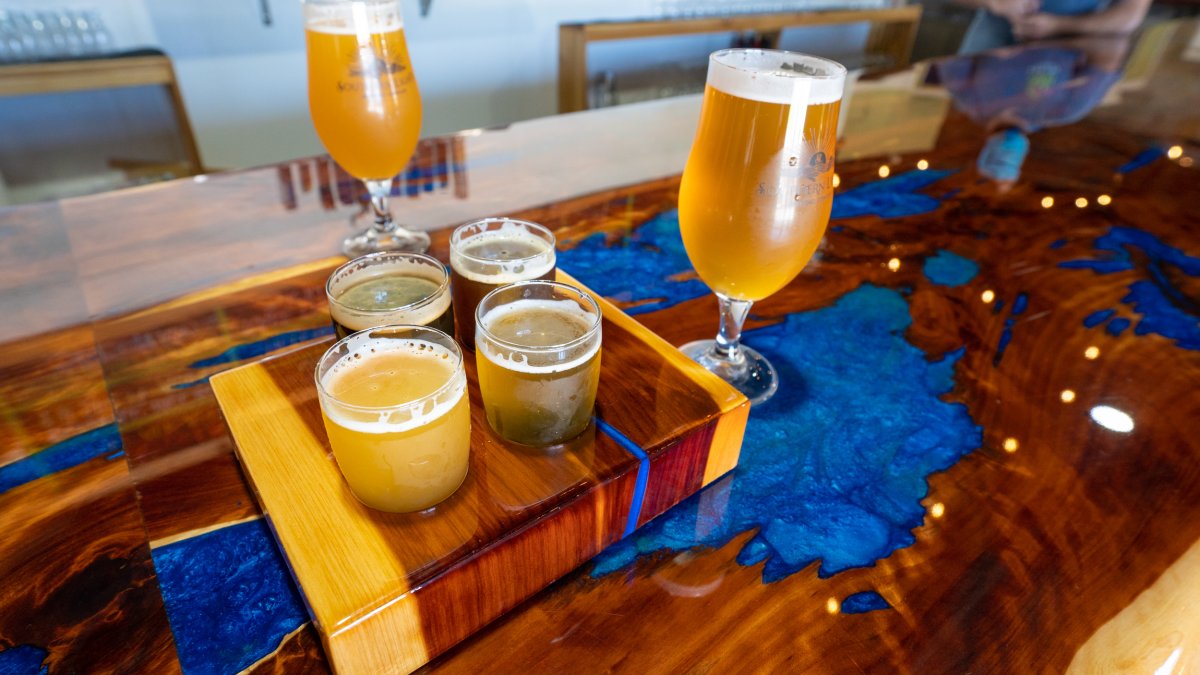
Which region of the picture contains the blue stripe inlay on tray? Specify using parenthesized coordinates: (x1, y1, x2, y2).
(594, 417, 650, 538)
(0, 423, 123, 495)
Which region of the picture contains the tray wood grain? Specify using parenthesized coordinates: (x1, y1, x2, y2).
(210, 271, 748, 674)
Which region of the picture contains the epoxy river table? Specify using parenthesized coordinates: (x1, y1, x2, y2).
(2, 21, 1199, 674)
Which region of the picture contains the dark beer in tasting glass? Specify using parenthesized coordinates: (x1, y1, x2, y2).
(326, 252, 454, 338)
(449, 218, 556, 350)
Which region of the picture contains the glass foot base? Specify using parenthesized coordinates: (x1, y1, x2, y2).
(679, 339, 778, 406)
(343, 227, 431, 257)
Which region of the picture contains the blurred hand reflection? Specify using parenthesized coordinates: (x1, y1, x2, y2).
(929, 35, 1131, 188)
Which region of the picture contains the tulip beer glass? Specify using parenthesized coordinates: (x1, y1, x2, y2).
(304, 0, 429, 256)
(678, 49, 845, 405)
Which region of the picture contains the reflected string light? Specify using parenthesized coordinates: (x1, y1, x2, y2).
(1097, 194, 1112, 206)
(826, 597, 840, 615)
(1075, 197, 1088, 208)
(1167, 145, 1183, 160)
(981, 290, 995, 303)
(887, 258, 901, 272)
(878, 165, 891, 178)
(1003, 437, 1019, 453)
(1085, 346, 1100, 360)
(930, 502, 945, 519)
(1182, 157, 1194, 168)
(832, 173, 841, 188)
(1090, 406, 1135, 433)
(1041, 196, 1054, 208)
(917, 159, 929, 170)
(1061, 389, 1076, 403)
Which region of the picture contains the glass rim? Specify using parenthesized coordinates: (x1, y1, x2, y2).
(709, 48, 847, 81)
(313, 324, 463, 413)
(450, 217, 557, 266)
(475, 280, 602, 354)
(325, 251, 450, 316)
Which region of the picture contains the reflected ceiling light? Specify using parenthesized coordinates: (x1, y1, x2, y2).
(887, 258, 901, 272)
(1003, 437, 1019, 453)
(930, 502, 945, 519)
(1041, 196, 1054, 208)
(1097, 194, 1112, 206)
(832, 173, 841, 188)
(1181, 157, 1194, 168)
(193, 175, 209, 183)
(1061, 389, 1076, 403)
(878, 165, 890, 178)
(917, 159, 929, 170)
(826, 597, 840, 614)
(1154, 647, 1183, 675)
(1075, 197, 1088, 208)
(981, 290, 995, 303)
(1167, 145, 1183, 160)
(1085, 346, 1100, 360)
(1090, 406, 1134, 433)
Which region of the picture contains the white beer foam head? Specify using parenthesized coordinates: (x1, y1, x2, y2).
(319, 336, 464, 434)
(477, 298, 601, 375)
(708, 49, 845, 106)
(303, 1, 404, 34)
(450, 219, 556, 285)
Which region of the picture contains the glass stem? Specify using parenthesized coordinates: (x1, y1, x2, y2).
(364, 179, 396, 234)
(713, 293, 752, 364)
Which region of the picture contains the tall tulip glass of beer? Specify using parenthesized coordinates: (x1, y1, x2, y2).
(303, 0, 429, 256)
(678, 49, 845, 405)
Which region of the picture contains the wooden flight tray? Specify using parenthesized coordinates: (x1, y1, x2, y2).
(210, 271, 749, 674)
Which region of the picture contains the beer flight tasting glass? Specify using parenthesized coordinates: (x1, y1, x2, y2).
(325, 251, 453, 337)
(475, 281, 602, 447)
(450, 218, 557, 350)
(303, 0, 430, 256)
(678, 49, 846, 405)
(315, 325, 470, 513)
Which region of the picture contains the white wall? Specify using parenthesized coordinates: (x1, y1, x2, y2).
(1, 0, 870, 182)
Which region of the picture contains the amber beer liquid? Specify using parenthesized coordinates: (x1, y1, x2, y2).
(326, 252, 453, 338)
(315, 327, 470, 513)
(475, 282, 601, 447)
(305, 2, 421, 181)
(678, 56, 842, 302)
(450, 219, 557, 350)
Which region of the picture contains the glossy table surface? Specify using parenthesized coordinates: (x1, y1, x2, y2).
(3, 21, 1200, 674)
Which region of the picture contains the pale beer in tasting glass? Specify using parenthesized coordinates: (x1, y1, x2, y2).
(303, 0, 429, 256)
(450, 218, 557, 350)
(475, 281, 602, 447)
(315, 326, 470, 513)
(677, 49, 845, 405)
(325, 252, 453, 338)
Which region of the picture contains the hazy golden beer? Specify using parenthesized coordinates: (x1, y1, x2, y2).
(678, 51, 843, 301)
(450, 218, 557, 350)
(305, 1, 421, 181)
(315, 326, 469, 512)
(326, 252, 453, 338)
(476, 282, 602, 446)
